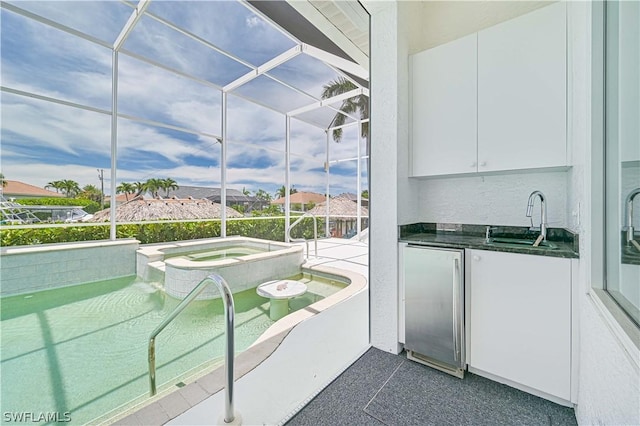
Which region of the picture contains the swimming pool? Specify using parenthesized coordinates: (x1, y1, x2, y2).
(0, 272, 347, 425)
(183, 246, 265, 261)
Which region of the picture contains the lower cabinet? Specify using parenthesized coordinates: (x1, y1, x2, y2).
(466, 249, 572, 402)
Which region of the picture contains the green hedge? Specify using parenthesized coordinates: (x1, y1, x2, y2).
(0, 217, 324, 247)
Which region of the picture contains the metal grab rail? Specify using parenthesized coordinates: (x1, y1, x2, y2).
(148, 274, 236, 423)
(286, 211, 318, 259)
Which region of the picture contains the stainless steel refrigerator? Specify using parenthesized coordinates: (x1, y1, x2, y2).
(402, 244, 465, 378)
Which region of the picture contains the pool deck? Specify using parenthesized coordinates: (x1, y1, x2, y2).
(294, 236, 369, 277)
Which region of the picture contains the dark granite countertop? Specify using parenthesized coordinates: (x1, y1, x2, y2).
(399, 223, 579, 259)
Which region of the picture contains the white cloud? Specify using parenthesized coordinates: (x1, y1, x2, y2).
(245, 16, 261, 28)
(1, 95, 112, 156)
(4, 162, 112, 192)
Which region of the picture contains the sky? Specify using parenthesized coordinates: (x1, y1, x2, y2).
(0, 0, 368, 198)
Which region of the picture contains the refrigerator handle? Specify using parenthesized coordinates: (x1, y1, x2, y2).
(453, 257, 460, 362)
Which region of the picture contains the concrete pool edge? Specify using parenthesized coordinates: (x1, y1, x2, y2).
(111, 264, 368, 425)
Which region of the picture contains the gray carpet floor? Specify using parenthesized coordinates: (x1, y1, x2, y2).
(287, 347, 577, 426)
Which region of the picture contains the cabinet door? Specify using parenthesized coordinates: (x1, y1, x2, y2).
(477, 3, 567, 172)
(411, 33, 477, 177)
(468, 249, 571, 401)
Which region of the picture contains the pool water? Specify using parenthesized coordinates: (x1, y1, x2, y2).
(0, 274, 345, 425)
(184, 246, 265, 262)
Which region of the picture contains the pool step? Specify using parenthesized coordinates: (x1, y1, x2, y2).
(146, 261, 166, 283)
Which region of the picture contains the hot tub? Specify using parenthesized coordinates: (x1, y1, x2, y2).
(136, 237, 304, 300)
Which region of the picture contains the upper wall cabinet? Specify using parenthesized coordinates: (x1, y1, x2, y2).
(478, 2, 567, 172)
(410, 2, 567, 177)
(411, 33, 478, 177)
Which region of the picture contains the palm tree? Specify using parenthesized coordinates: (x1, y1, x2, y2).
(275, 185, 297, 199)
(116, 182, 136, 201)
(0, 173, 7, 188)
(45, 180, 63, 193)
(322, 77, 370, 190)
(145, 178, 163, 198)
(133, 181, 147, 197)
(79, 184, 102, 203)
(255, 189, 271, 202)
(242, 187, 251, 196)
(59, 179, 81, 198)
(161, 178, 179, 197)
(321, 77, 369, 144)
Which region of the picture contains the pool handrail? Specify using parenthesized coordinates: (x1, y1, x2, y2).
(148, 274, 236, 423)
(286, 211, 318, 259)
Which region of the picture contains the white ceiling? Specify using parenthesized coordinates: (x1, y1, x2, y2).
(288, 0, 552, 60)
(309, 1, 369, 56)
(407, 1, 553, 54)
(286, 0, 369, 68)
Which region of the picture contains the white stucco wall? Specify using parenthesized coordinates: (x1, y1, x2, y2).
(367, 0, 420, 353)
(367, 1, 401, 354)
(577, 294, 640, 425)
(395, 5, 421, 228)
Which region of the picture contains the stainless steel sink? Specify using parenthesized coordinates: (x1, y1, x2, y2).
(484, 237, 558, 250)
(623, 245, 640, 256)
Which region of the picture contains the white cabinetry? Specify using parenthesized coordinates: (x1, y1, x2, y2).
(477, 2, 567, 172)
(410, 34, 477, 177)
(467, 249, 572, 402)
(410, 3, 567, 177)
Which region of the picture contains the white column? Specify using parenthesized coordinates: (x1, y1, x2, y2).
(109, 50, 119, 240)
(285, 115, 291, 242)
(356, 120, 362, 239)
(221, 92, 227, 237)
(367, 1, 405, 354)
(325, 130, 330, 237)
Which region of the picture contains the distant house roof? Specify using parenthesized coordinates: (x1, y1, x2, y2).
(91, 198, 243, 222)
(166, 186, 256, 203)
(272, 191, 326, 205)
(337, 192, 368, 206)
(338, 193, 368, 202)
(105, 194, 130, 203)
(1, 180, 64, 198)
(307, 196, 369, 217)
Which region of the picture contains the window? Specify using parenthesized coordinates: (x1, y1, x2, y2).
(604, 0, 640, 326)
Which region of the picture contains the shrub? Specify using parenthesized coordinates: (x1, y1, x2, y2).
(0, 217, 324, 247)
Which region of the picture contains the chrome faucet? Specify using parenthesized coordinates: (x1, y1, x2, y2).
(625, 188, 640, 243)
(526, 190, 547, 241)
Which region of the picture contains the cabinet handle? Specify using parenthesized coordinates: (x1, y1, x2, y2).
(479, 161, 486, 167)
(453, 258, 460, 362)
(470, 162, 477, 167)
(473, 255, 481, 261)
